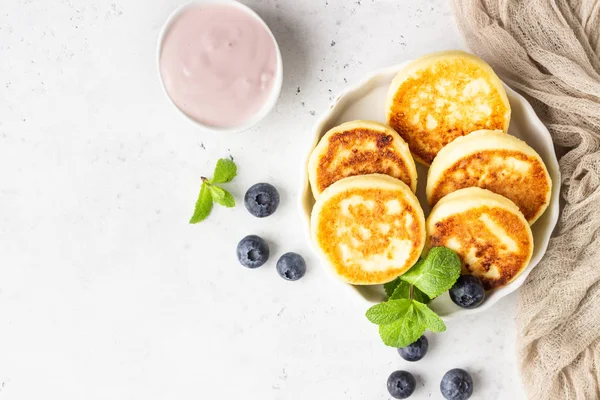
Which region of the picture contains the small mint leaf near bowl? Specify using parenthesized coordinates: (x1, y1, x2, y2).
(449, 276, 486, 309)
(189, 158, 237, 224)
(210, 158, 237, 184)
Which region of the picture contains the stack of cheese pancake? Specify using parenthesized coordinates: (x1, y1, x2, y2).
(309, 50, 552, 291)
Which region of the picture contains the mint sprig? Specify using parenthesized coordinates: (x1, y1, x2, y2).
(367, 247, 461, 347)
(189, 158, 237, 224)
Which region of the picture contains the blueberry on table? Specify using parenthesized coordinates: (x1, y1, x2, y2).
(387, 370, 416, 399)
(236, 235, 269, 268)
(449, 275, 486, 309)
(276, 252, 306, 281)
(440, 368, 473, 400)
(398, 335, 428, 362)
(244, 183, 280, 217)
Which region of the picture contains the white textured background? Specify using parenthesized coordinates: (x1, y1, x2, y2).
(0, 0, 525, 398)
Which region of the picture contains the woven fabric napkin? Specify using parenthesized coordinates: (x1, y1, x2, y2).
(451, 0, 600, 398)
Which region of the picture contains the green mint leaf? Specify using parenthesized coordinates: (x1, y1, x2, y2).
(216, 188, 235, 207)
(189, 158, 237, 223)
(208, 185, 235, 208)
(388, 280, 412, 300)
(378, 303, 426, 347)
(384, 278, 402, 297)
(366, 299, 412, 325)
(219, 190, 235, 208)
(208, 184, 226, 202)
(389, 281, 431, 304)
(189, 183, 213, 224)
(412, 287, 431, 304)
(400, 247, 461, 298)
(413, 301, 446, 333)
(210, 158, 237, 184)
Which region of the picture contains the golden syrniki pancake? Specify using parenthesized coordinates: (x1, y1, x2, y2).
(427, 187, 533, 290)
(308, 120, 417, 198)
(427, 130, 551, 224)
(311, 174, 425, 285)
(386, 50, 511, 165)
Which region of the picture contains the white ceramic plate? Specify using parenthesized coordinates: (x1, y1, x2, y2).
(299, 62, 560, 319)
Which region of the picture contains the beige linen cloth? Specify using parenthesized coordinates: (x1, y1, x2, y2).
(451, 0, 600, 398)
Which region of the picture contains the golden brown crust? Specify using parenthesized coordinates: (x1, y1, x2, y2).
(315, 128, 414, 194)
(429, 206, 532, 289)
(429, 150, 551, 223)
(314, 186, 424, 284)
(388, 58, 509, 165)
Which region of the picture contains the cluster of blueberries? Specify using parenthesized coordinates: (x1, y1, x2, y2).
(238, 184, 485, 400)
(236, 183, 306, 281)
(389, 275, 487, 399)
(389, 336, 473, 399)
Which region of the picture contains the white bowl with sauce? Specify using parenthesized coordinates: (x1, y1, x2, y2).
(157, 0, 283, 133)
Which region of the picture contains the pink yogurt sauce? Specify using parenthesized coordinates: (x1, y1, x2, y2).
(159, 3, 278, 129)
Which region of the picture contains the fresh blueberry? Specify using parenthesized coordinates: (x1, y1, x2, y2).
(449, 275, 486, 309)
(244, 183, 280, 218)
(440, 369, 473, 400)
(276, 252, 306, 281)
(236, 235, 269, 268)
(387, 370, 416, 399)
(398, 335, 428, 362)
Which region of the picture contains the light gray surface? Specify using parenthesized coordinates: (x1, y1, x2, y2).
(0, 0, 525, 398)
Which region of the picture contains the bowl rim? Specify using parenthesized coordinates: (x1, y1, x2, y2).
(297, 60, 561, 319)
(156, 0, 283, 134)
